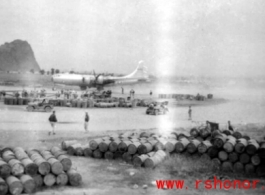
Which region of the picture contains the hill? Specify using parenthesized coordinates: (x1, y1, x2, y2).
(0, 40, 40, 72)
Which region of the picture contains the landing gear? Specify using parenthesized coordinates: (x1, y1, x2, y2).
(96, 85, 104, 91)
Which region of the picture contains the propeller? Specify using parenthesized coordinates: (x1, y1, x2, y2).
(92, 70, 103, 84)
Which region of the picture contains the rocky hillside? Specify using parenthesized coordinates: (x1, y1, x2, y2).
(0, 40, 40, 72)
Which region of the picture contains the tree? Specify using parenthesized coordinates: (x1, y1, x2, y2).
(30, 69, 35, 74)
(55, 69, 60, 74)
(51, 68, 55, 75)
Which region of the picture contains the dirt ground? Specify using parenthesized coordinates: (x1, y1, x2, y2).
(0, 92, 265, 194)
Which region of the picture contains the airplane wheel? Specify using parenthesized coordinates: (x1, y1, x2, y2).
(27, 106, 34, 112)
(45, 106, 52, 112)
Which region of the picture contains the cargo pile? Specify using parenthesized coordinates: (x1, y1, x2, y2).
(194, 129, 265, 176)
(48, 98, 137, 108)
(3, 97, 29, 105)
(159, 94, 196, 99)
(62, 129, 265, 177)
(0, 146, 82, 195)
(158, 93, 213, 100)
(61, 132, 170, 169)
(3, 97, 161, 108)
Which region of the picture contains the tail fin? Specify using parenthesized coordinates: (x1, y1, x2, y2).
(124, 61, 148, 79)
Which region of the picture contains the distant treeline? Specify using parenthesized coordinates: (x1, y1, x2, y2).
(0, 71, 52, 87)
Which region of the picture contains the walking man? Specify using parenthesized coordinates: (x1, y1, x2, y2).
(84, 112, 90, 133)
(188, 106, 192, 120)
(150, 90, 152, 96)
(48, 111, 57, 135)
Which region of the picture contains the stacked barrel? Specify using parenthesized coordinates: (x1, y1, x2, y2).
(201, 130, 265, 176)
(94, 102, 119, 108)
(158, 94, 196, 100)
(62, 128, 265, 176)
(178, 127, 265, 177)
(0, 146, 82, 195)
(45, 97, 152, 108)
(3, 96, 155, 109)
(4, 97, 29, 105)
(61, 132, 171, 169)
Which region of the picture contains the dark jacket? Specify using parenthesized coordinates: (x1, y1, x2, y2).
(228, 125, 234, 131)
(85, 114, 89, 122)
(188, 108, 192, 114)
(49, 114, 57, 122)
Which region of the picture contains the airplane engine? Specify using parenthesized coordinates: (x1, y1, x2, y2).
(95, 75, 104, 84)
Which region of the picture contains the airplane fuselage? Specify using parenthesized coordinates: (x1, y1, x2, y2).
(52, 64, 150, 90)
(52, 74, 148, 89)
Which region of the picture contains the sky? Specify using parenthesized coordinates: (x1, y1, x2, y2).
(0, 0, 265, 77)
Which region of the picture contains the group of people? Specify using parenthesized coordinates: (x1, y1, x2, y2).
(2, 88, 81, 99)
(129, 89, 135, 98)
(57, 89, 78, 99)
(54, 89, 79, 99)
(15, 89, 40, 98)
(10, 89, 46, 98)
(121, 87, 153, 97)
(48, 111, 90, 135)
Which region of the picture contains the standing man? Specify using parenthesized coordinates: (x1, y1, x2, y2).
(150, 90, 153, 96)
(129, 89, 133, 99)
(84, 112, 90, 133)
(121, 87, 124, 94)
(132, 89, 135, 99)
(228, 121, 234, 131)
(188, 106, 192, 120)
(48, 111, 57, 135)
(56, 91, 60, 99)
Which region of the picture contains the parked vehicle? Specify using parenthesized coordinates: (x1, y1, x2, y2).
(26, 99, 54, 112)
(146, 104, 168, 115)
(91, 90, 112, 99)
